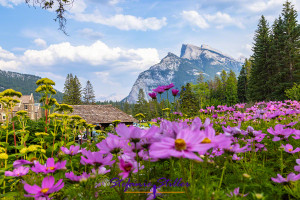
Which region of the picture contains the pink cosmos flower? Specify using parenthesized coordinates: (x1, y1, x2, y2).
(171, 89, 179, 96)
(116, 123, 145, 144)
(96, 133, 129, 155)
(118, 157, 139, 179)
(13, 159, 34, 168)
(24, 176, 64, 199)
(226, 187, 248, 197)
(148, 92, 157, 99)
(267, 124, 294, 141)
(91, 166, 111, 175)
(65, 171, 90, 182)
(163, 83, 174, 90)
(5, 166, 29, 177)
(152, 86, 165, 94)
(281, 144, 300, 154)
(60, 145, 81, 156)
(271, 173, 300, 183)
(31, 158, 67, 174)
(80, 149, 115, 166)
(294, 159, 300, 172)
(149, 127, 205, 161)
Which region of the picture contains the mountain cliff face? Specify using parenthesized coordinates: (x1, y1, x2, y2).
(0, 70, 63, 102)
(123, 44, 243, 103)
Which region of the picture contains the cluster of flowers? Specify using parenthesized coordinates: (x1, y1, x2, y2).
(148, 83, 179, 99)
(4, 100, 300, 199)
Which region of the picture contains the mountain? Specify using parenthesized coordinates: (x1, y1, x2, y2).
(123, 44, 243, 103)
(0, 70, 63, 102)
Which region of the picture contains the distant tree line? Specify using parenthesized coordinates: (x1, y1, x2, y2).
(239, 1, 300, 102)
(63, 73, 96, 105)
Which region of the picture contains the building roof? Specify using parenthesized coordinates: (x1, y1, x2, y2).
(13, 94, 33, 112)
(70, 105, 138, 124)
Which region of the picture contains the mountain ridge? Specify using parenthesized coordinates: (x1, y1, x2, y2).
(123, 44, 243, 103)
(0, 69, 63, 102)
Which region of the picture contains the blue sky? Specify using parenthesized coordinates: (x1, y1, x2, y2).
(0, 0, 299, 101)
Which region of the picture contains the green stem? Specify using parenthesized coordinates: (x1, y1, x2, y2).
(179, 158, 191, 200)
(218, 160, 227, 190)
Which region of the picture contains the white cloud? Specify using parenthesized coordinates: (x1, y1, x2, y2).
(181, 10, 243, 29)
(204, 12, 244, 28)
(0, 60, 21, 71)
(78, 28, 103, 40)
(72, 12, 167, 31)
(181, 11, 209, 29)
(33, 38, 47, 48)
(0, 0, 23, 8)
(0, 46, 17, 60)
(0, 41, 160, 73)
(247, 0, 283, 12)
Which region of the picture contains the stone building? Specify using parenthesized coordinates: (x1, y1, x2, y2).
(0, 93, 42, 122)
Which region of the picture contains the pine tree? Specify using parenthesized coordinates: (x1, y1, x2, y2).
(248, 15, 271, 102)
(237, 59, 251, 102)
(62, 74, 82, 105)
(179, 83, 199, 117)
(63, 74, 73, 104)
(72, 76, 82, 105)
(225, 70, 238, 105)
(83, 80, 96, 105)
(133, 89, 149, 119)
(273, 1, 300, 100)
(192, 72, 210, 108)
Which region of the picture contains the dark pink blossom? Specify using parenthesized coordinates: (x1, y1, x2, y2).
(24, 176, 64, 199)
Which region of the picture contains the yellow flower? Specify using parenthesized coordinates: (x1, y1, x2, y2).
(0, 147, 5, 153)
(0, 153, 8, 160)
(255, 193, 263, 199)
(41, 149, 46, 154)
(20, 147, 28, 154)
(243, 173, 251, 179)
(27, 145, 41, 152)
(35, 132, 49, 136)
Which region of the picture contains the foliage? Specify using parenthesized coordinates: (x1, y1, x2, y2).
(285, 83, 300, 100)
(83, 80, 96, 105)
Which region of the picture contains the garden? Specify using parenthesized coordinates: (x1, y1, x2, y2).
(0, 78, 299, 200)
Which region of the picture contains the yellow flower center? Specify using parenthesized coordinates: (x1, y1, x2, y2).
(201, 137, 211, 144)
(175, 139, 186, 151)
(288, 149, 292, 152)
(46, 167, 55, 170)
(41, 188, 49, 193)
(71, 151, 74, 154)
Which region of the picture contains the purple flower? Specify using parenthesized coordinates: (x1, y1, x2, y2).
(91, 166, 111, 175)
(152, 86, 165, 94)
(149, 127, 205, 161)
(271, 173, 300, 183)
(281, 144, 300, 154)
(294, 159, 300, 172)
(171, 89, 179, 96)
(226, 187, 248, 197)
(60, 145, 81, 156)
(222, 124, 241, 136)
(31, 158, 67, 174)
(96, 133, 129, 154)
(267, 124, 294, 141)
(13, 159, 33, 168)
(80, 149, 115, 166)
(116, 123, 145, 144)
(148, 92, 157, 99)
(65, 171, 90, 182)
(5, 166, 29, 177)
(118, 157, 139, 179)
(24, 176, 64, 199)
(163, 83, 175, 90)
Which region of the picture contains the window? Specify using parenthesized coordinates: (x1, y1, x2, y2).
(2, 114, 5, 120)
(24, 104, 28, 110)
(0, 104, 2, 109)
